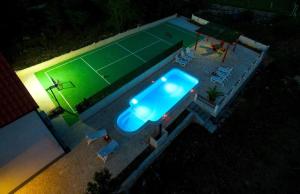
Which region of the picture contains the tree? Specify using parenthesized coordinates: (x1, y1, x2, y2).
(106, 0, 137, 32)
(86, 168, 115, 194)
(206, 86, 223, 103)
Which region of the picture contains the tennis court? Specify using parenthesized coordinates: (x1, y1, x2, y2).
(35, 22, 197, 124)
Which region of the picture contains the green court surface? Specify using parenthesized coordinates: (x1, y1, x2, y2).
(35, 22, 197, 125)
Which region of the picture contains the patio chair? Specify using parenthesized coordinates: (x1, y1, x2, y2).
(216, 70, 230, 80)
(218, 66, 232, 75)
(97, 139, 119, 162)
(185, 47, 194, 58)
(175, 55, 188, 66)
(210, 75, 225, 86)
(86, 129, 107, 145)
(180, 50, 192, 61)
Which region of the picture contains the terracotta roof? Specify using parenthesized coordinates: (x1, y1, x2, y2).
(0, 54, 38, 127)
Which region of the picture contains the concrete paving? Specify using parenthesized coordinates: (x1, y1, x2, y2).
(0, 112, 64, 194)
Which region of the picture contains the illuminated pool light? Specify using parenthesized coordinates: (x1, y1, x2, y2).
(161, 76, 167, 82)
(117, 68, 199, 133)
(133, 106, 151, 121)
(130, 98, 138, 105)
(164, 83, 178, 93)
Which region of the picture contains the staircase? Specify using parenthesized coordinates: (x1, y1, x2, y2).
(188, 102, 218, 133)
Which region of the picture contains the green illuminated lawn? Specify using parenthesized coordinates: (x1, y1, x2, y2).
(35, 22, 197, 125)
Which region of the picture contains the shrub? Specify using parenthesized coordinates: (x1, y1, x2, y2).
(206, 86, 223, 103)
(86, 168, 115, 194)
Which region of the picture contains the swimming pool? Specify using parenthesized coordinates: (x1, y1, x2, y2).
(117, 68, 199, 133)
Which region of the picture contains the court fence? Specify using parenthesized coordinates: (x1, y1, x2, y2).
(76, 40, 183, 113)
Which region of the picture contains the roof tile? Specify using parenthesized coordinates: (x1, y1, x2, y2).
(0, 54, 38, 127)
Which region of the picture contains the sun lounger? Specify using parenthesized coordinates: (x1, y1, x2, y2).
(86, 129, 107, 145)
(175, 55, 188, 66)
(180, 50, 192, 61)
(214, 66, 232, 81)
(97, 139, 119, 162)
(216, 70, 229, 79)
(185, 47, 194, 58)
(218, 67, 232, 74)
(210, 75, 225, 86)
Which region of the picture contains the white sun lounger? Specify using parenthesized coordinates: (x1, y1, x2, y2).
(218, 66, 232, 74)
(175, 55, 188, 66)
(210, 75, 225, 86)
(185, 47, 194, 58)
(86, 129, 107, 145)
(216, 70, 229, 79)
(180, 50, 192, 61)
(97, 139, 119, 162)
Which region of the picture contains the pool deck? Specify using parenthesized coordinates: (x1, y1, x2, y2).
(15, 57, 195, 194)
(16, 39, 262, 193)
(16, 17, 266, 194)
(81, 36, 262, 176)
(83, 66, 196, 176)
(187, 37, 261, 117)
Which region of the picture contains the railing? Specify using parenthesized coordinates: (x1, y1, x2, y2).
(213, 48, 267, 115)
(195, 46, 268, 117)
(165, 109, 190, 134)
(196, 94, 216, 109)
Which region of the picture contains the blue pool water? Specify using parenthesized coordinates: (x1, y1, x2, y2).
(117, 68, 199, 133)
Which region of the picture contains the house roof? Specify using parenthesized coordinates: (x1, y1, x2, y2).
(0, 54, 38, 127)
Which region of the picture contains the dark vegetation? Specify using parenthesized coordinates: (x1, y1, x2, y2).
(87, 168, 116, 194)
(207, 0, 296, 14)
(132, 12, 300, 194)
(0, 0, 207, 70)
(1, 0, 299, 193)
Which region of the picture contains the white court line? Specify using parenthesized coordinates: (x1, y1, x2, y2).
(116, 43, 146, 62)
(97, 54, 132, 71)
(46, 44, 117, 74)
(46, 58, 80, 74)
(96, 40, 161, 71)
(80, 57, 111, 85)
(44, 72, 77, 113)
(82, 31, 149, 59)
(165, 23, 196, 37)
(129, 39, 161, 53)
(80, 43, 116, 59)
(45, 32, 145, 74)
(143, 31, 172, 46)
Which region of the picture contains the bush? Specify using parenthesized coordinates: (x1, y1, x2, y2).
(75, 98, 92, 113)
(86, 168, 115, 194)
(206, 86, 223, 103)
(238, 10, 254, 23)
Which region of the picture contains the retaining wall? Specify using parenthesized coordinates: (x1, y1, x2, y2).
(119, 112, 195, 192)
